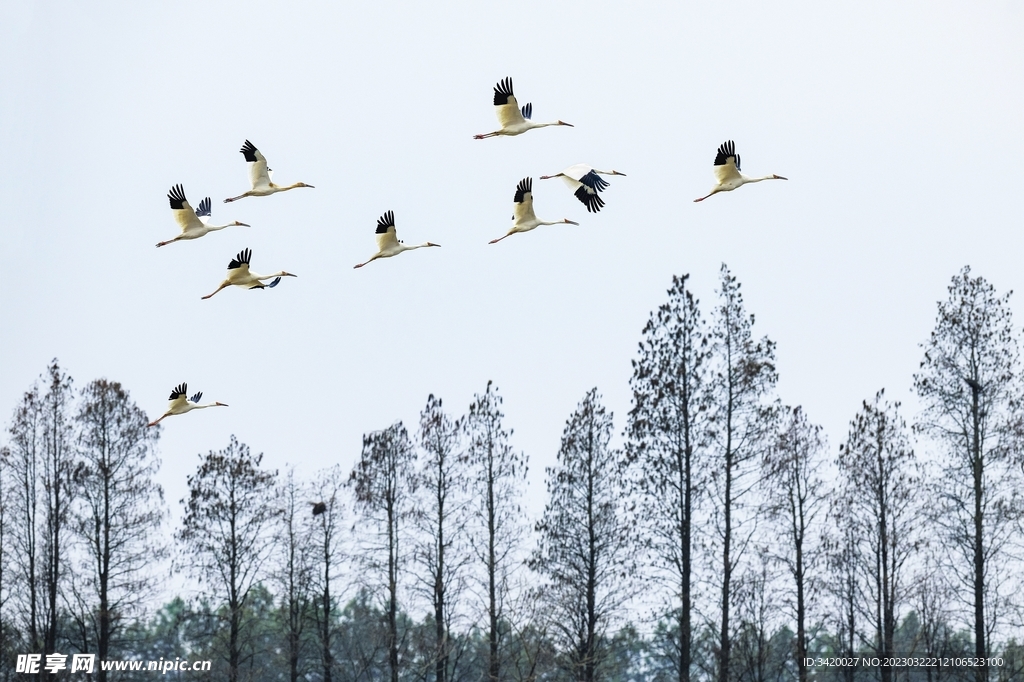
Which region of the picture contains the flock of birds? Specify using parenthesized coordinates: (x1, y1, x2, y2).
(145, 77, 789, 456)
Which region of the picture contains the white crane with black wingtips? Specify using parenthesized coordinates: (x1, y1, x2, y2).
(693, 140, 787, 202)
(473, 77, 573, 139)
(157, 184, 249, 247)
(202, 248, 297, 299)
(147, 383, 227, 427)
(540, 164, 626, 213)
(353, 211, 440, 268)
(489, 177, 578, 244)
(224, 140, 315, 202)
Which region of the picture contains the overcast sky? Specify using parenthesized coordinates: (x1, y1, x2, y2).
(2, 1, 1023, 534)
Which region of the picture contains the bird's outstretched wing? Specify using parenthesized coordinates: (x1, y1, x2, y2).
(168, 184, 204, 232)
(579, 170, 611, 193)
(521, 102, 532, 120)
(189, 391, 202, 403)
(266, 277, 282, 288)
(493, 77, 526, 129)
(574, 186, 606, 213)
(375, 210, 399, 251)
(228, 248, 253, 276)
(513, 177, 537, 224)
(240, 140, 271, 189)
(195, 197, 212, 225)
(168, 383, 189, 410)
(713, 140, 742, 184)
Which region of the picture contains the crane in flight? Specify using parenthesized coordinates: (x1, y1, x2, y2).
(693, 140, 787, 202)
(224, 140, 315, 202)
(202, 248, 296, 299)
(474, 77, 573, 139)
(540, 164, 626, 213)
(158, 184, 249, 247)
(489, 177, 578, 244)
(353, 211, 440, 268)
(147, 383, 227, 427)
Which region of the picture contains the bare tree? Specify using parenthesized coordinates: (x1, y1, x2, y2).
(762, 406, 826, 682)
(309, 463, 348, 682)
(706, 266, 778, 682)
(464, 381, 529, 682)
(838, 391, 920, 682)
(4, 383, 45, 654)
(530, 388, 636, 682)
(273, 467, 314, 682)
(177, 436, 279, 682)
(914, 266, 1024, 682)
(352, 422, 417, 682)
(72, 379, 165, 679)
(822, 492, 861, 682)
(626, 273, 709, 682)
(415, 395, 471, 682)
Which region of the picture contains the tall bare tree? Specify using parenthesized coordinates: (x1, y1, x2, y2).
(706, 266, 777, 682)
(273, 467, 314, 682)
(5, 383, 45, 654)
(762, 406, 826, 682)
(626, 273, 709, 682)
(177, 436, 279, 682)
(415, 395, 470, 682)
(309, 463, 348, 682)
(464, 381, 529, 682)
(352, 422, 417, 682)
(530, 389, 636, 682)
(72, 379, 165, 679)
(914, 266, 1024, 682)
(838, 391, 920, 682)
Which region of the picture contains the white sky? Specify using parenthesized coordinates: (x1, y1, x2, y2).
(2, 1, 1023, 538)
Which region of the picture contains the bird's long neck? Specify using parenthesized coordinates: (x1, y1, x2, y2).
(742, 174, 777, 184)
(402, 243, 432, 252)
(206, 223, 232, 232)
(258, 271, 289, 281)
(281, 182, 307, 191)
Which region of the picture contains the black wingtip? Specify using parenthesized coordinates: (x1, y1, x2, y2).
(574, 186, 605, 213)
(493, 77, 514, 106)
(513, 177, 532, 203)
(240, 140, 259, 162)
(375, 210, 395, 234)
(713, 140, 737, 167)
(228, 248, 252, 269)
(168, 184, 187, 210)
(169, 382, 187, 400)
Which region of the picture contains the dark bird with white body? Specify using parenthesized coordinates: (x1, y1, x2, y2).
(474, 77, 572, 139)
(224, 140, 314, 202)
(353, 211, 440, 268)
(540, 164, 626, 213)
(693, 140, 787, 202)
(147, 383, 227, 427)
(489, 177, 578, 244)
(202, 248, 296, 299)
(158, 184, 249, 247)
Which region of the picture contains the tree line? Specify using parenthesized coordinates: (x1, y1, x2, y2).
(2, 264, 1023, 682)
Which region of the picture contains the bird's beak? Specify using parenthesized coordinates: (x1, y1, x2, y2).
(304, 184, 316, 189)
(774, 175, 788, 180)
(539, 175, 553, 180)
(565, 219, 580, 225)
(428, 242, 441, 247)
(215, 402, 228, 407)
(559, 120, 574, 127)
(284, 272, 298, 277)
(236, 222, 251, 227)
(612, 171, 627, 176)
